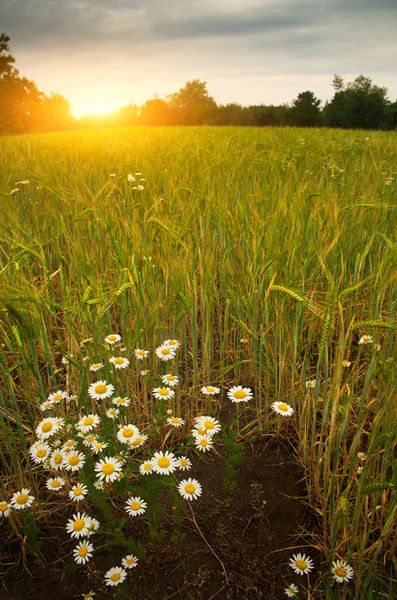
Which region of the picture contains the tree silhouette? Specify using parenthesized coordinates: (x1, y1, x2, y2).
(290, 91, 321, 127)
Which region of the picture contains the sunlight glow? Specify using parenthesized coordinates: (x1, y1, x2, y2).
(71, 102, 115, 119)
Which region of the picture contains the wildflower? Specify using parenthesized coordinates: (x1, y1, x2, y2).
(50, 450, 64, 470)
(155, 344, 176, 361)
(30, 441, 52, 464)
(69, 484, 88, 502)
(94, 481, 104, 490)
(86, 516, 100, 536)
(8, 188, 19, 195)
(90, 363, 103, 372)
(105, 566, 127, 587)
(125, 496, 147, 516)
(82, 434, 97, 447)
(112, 396, 131, 407)
(92, 441, 108, 454)
(343, 360, 351, 367)
(139, 461, 153, 475)
(109, 356, 130, 369)
(77, 414, 100, 433)
(151, 451, 178, 475)
(82, 592, 95, 600)
(271, 401, 294, 417)
(61, 356, 69, 365)
(153, 387, 175, 400)
(63, 439, 77, 451)
(195, 416, 221, 435)
(88, 380, 115, 400)
(66, 512, 91, 538)
(161, 374, 179, 387)
(94, 456, 122, 482)
(358, 335, 373, 345)
(164, 339, 180, 349)
(40, 400, 54, 411)
(141, 369, 149, 376)
(105, 334, 121, 345)
(129, 434, 148, 448)
(194, 434, 213, 452)
(117, 424, 140, 444)
(73, 540, 94, 565)
(127, 174, 136, 182)
(167, 417, 185, 427)
(106, 407, 120, 419)
(122, 555, 138, 569)
(201, 386, 220, 395)
(289, 553, 314, 575)
(0, 501, 12, 517)
(227, 385, 253, 403)
(285, 583, 299, 597)
(356, 466, 364, 474)
(306, 380, 316, 389)
(178, 478, 202, 500)
(240, 338, 249, 343)
(357, 452, 366, 461)
(178, 456, 192, 471)
(135, 349, 149, 359)
(332, 560, 354, 583)
(48, 390, 68, 403)
(46, 477, 65, 491)
(63, 451, 86, 472)
(11, 489, 35, 510)
(36, 417, 60, 439)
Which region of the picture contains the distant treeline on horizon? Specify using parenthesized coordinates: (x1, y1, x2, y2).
(1, 32, 397, 134)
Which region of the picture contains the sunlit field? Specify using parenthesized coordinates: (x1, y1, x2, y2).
(0, 126, 396, 600)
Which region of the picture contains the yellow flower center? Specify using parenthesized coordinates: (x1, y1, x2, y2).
(37, 449, 46, 458)
(200, 439, 208, 446)
(50, 481, 61, 488)
(111, 573, 120, 582)
(132, 437, 142, 445)
(234, 390, 247, 399)
(143, 463, 151, 470)
(69, 456, 80, 466)
(161, 348, 170, 355)
(122, 428, 134, 438)
(108, 335, 117, 341)
(207, 387, 215, 392)
(85, 418, 95, 427)
(172, 418, 180, 423)
(197, 427, 206, 435)
(130, 502, 141, 511)
(16, 494, 29, 505)
(78, 547, 88, 557)
(296, 560, 307, 570)
(73, 519, 85, 531)
(86, 435, 95, 442)
(74, 487, 83, 496)
(335, 567, 347, 578)
(0, 502, 8, 511)
(158, 388, 169, 396)
(42, 422, 53, 433)
(92, 364, 100, 369)
(180, 459, 188, 466)
(168, 340, 177, 345)
(204, 420, 215, 429)
(65, 440, 74, 447)
(102, 463, 115, 475)
(278, 403, 289, 412)
(54, 453, 63, 464)
(114, 357, 125, 365)
(158, 457, 170, 468)
(95, 384, 108, 395)
(53, 394, 62, 402)
(167, 375, 175, 381)
(138, 351, 145, 355)
(126, 559, 134, 565)
(185, 484, 195, 494)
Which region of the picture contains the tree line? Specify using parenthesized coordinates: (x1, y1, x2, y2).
(1, 32, 396, 134)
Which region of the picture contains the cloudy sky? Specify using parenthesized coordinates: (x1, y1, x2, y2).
(1, 0, 396, 117)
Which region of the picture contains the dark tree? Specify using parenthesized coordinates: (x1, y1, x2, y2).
(168, 80, 217, 125)
(289, 91, 322, 127)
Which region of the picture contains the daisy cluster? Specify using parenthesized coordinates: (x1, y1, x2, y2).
(286, 553, 354, 596)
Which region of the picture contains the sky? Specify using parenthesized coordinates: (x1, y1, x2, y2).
(1, 0, 397, 117)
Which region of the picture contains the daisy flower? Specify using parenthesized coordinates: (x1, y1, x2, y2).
(0, 501, 12, 517)
(227, 386, 253, 403)
(77, 414, 100, 433)
(48, 390, 68, 403)
(117, 424, 140, 444)
(62, 439, 77, 451)
(94, 481, 104, 490)
(356, 466, 363, 474)
(92, 441, 108, 454)
(163, 339, 180, 349)
(109, 356, 130, 369)
(127, 174, 135, 182)
(139, 461, 153, 475)
(86, 517, 100, 536)
(112, 396, 131, 407)
(153, 387, 175, 400)
(357, 452, 366, 461)
(289, 553, 314, 576)
(63, 451, 86, 472)
(194, 434, 213, 452)
(125, 496, 147, 516)
(177, 456, 192, 471)
(73, 540, 94, 565)
(61, 356, 69, 365)
(285, 583, 299, 597)
(201, 386, 221, 395)
(11, 489, 35, 510)
(40, 400, 54, 411)
(46, 477, 65, 491)
(358, 335, 373, 345)
(271, 401, 294, 417)
(69, 484, 88, 502)
(90, 363, 104, 372)
(30, 441, 52, 464)
(50, 450, 65, 470)
(178, 478, 202, 501)
(104, 334, 121, 345)
(135, 349, 149, 360)
(161, 374, 179, 387)
(151, 450, 178, 475)
(195, 416, 221, 435)
(82, 592, 95, 599)
(82, 434, 97, 447)
(36, 417, 60, 439)
(155, 344, 176, 361)
(129, 434, 148, 448)
(66, 512, 91, 538)
(332, 560, 354, 583)
(305, 380, 316, 389)
(94, 456, 122, 482)
(105, 566, 127, 587)
(141, 369, 149, 376)
(106, 407, 120, 419)
(122, 555, 138, 569)
(342, 360, 351, 367)
(167, 417, 185, 427)
(88, 381, 115, 400)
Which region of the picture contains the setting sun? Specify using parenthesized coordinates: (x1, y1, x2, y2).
(71, 102, 115, 119)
